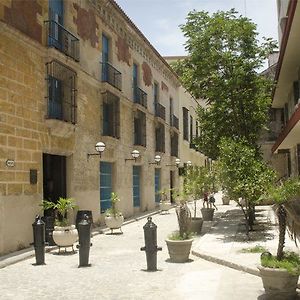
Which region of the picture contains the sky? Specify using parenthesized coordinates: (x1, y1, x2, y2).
(116, 0, 278, 57)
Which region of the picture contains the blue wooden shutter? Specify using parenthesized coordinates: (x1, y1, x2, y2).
(133, 166, 141, 207)
(48, 0, 63, 49)
(48, 75, 62, 119)
(100, 162, 113, 213)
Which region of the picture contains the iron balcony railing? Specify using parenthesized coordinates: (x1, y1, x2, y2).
(101, 62, 122, 91)
(155, 103, 166, 121)
(134, 86, 147, 108)
(171, 114, 179, 130)
(45, 20, 80, 62)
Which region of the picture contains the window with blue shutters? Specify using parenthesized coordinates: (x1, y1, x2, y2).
(133, 166, 141, 207)
(100, 162, 113, 213)
(155, 168, 161, 203)
(102, 34, 109, 82)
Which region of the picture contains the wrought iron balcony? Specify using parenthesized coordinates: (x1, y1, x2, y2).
(171, 115, 179, 130)
(155, 103, 166, 121)
(134, 86, 147, 108)
(45, 20, 80, 62)
(101, 62, 122, 91)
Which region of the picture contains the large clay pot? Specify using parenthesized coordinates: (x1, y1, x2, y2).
(105, 215, 124, 231)
(160, 202, 172, 212)
(201, 208, 215, 221)
(222, 196, 230, 205)
(258, 265, 299, 299)
(190, 217, 203, 234)
(165, 238, 193, 263)
(52, 225, 78, 247)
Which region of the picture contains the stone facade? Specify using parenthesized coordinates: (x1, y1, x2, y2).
(0, 0, 205, 255)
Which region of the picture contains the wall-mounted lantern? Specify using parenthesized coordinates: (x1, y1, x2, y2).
(166, 158, 181, 168)
(186, 160, 192, 167)
(149, 155, 161, 165)
(87, 142, 106, 160)
(125, 149, 140, 162)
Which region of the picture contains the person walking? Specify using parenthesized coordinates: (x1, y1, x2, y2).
(209, 192, 218, 210)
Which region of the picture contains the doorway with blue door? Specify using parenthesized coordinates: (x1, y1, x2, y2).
(155, 168, 161, 204)
(133, 166, 141, 210)
(100, 162, 113, 213)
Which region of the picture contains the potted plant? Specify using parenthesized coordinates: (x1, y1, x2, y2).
(41, 197, 78, 251)
(222, 191, 230, 205)
(158, 188, 172, 213)
(165, 200, 193, 263)
(105, 192, 124, 234)
(258, 177, 300, 298)
(184, 166, 206, 233)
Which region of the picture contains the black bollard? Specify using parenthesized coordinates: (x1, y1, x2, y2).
(76, 214, 92, 267)
(140, 217, 162, 271)
(32, 215, 46, 265)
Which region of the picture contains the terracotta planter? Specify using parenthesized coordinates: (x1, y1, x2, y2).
(165, 238, 193, 263)
(201, 208, 214, 221)
(160, 202, 172, 212)
(258, 265, 299, 298)
(190, 217, 203, 234)
(222, 196, 230, 205)
(52, 225, 78, 247)
(105, 215, 124, 232)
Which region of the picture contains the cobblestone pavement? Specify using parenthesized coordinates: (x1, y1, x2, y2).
(0, 199, 267, 300)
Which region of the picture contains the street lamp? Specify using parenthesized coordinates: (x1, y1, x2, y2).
(166, 158, 181, 168)
(125, 149, 140, 162)
(186, 160, 192, 167)
(87, 142, 106, 160)
(149, 155, 161, 165)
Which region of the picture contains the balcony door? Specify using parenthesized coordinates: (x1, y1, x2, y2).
(102, 34, 109, 81)
(49, 0, 64, 49)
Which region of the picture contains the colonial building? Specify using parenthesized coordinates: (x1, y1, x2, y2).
(0, 0, 205, 255)
(271, 0, 300, 178)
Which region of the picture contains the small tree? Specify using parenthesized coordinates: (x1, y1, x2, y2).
(218, 138, 276, 236)
(261, 178, 300, 261)
(184, 166, 214, 217)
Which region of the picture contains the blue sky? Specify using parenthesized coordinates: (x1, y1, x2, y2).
(116, 0, 278, 57)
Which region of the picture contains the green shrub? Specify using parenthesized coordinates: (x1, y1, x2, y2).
(261, 252, 300, 275)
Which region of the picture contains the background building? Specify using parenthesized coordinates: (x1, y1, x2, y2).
(0, 0, 205, 255)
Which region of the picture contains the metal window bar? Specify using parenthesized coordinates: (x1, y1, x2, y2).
(155, 103, 166, 121)
(45, 20, 80, 62)
(134, 111, 146, 146)
(46, 60, 77, 124)
(100, 62, 122, 91)
(134, 86, 147, 108)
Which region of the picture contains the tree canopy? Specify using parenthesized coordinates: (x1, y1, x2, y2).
(173, 9, 277, 159)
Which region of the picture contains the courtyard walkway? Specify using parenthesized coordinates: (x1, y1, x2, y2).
(0, 192, 299, 299)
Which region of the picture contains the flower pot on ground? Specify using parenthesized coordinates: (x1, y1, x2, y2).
(166, 201, 193, 263)
(158, 189, 172, 213)
(258, 178, 300, 297)
(190, 217, 203, 234)
(201, 207, 214, 221)
(104, 192, 124, 234)
(41, 197, 78, 252)
(222, 194, 230, 205)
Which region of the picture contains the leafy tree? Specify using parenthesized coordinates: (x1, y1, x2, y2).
(218, 138, 276, 236)
(173, 9, 276, 159)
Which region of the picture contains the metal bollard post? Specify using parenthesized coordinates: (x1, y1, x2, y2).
(32, 215, 46, 265)
(76, 214, 92, 267)
(140, 217, 162, 271)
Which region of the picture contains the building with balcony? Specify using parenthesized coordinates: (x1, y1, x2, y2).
(270, 0, 300, 178)
(0, 0, 206, 255)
